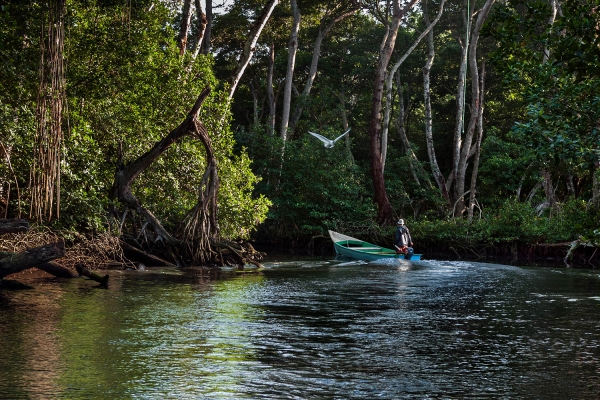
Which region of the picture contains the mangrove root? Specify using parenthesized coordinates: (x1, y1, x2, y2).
(211, 239, 265, 269)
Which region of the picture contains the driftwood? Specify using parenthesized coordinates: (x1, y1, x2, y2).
(120, 240, 176, 267)
(0, 251, 75, 278)
(0, 218, 29, 234)
(76, 264, 109, 287)
(36, 261, 77, 278)
(0, 241, 65, 279)
(0, 218, 74, 280)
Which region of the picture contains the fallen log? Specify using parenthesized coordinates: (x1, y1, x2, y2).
(75, 264, 109, 287)
(36, 261, 77, 278)
(0, 241, 65, 279)
(0, 251, 75, 278)
(0, 218, 29, 234)
(120, 240, 176, 267)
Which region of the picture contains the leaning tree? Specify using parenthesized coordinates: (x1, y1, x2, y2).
(110, 87, 263, 268)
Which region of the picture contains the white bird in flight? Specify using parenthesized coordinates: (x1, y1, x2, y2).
(308, 128, 351, 148)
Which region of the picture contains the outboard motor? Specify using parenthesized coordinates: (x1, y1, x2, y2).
(406, 247, 414, 260)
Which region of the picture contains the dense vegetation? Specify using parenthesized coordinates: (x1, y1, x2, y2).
(1, 0, 598, 263)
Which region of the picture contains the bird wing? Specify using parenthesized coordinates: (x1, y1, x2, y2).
(308, 131, 331, 144)
(333, 128, 351, 142)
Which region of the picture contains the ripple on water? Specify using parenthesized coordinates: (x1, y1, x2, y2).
(1, 260, 600, 399)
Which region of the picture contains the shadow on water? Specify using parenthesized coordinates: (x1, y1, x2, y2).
(1, 258, 599, 399)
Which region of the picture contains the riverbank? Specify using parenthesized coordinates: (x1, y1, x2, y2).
(1, 224, 597, 286)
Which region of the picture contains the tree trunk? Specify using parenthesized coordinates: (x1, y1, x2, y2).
(0, 218, 29, 234)
(526, 181, 542, 203)
(539, 169, 558, 214)
(533, 169, 558, 215)
(192, 0, 207, 59)
(1, 142, 22, 218)
(178, 0, 193, 56)
(565, 173, 576, 197)
(202, 0, 212, 54)
(337, 92, 354, 164)
(280, 0, 301, 141)
(452, 0, 495, 217)
(592, 157, 600, 207)
(516, 162, 534, 201)
(467, 61, 486, 222)
(394, 72, 421, 185)
(249, 81, 260, 125)
(381, 0, 446, 173)
(369, 0, 419, 225)
(0, 241, 65, 279)
(288, 6, 358, 134)
(267, 43, 276, 135)
(533, 0, 562, 212)
(422, 0, 451, 208)
(228, 0, 279, 100)
(452, 17, 469, 188)
(543, 0, 562, 63)
(110, 87, 212, 248)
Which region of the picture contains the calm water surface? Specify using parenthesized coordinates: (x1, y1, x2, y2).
(1, 258, 599, 399)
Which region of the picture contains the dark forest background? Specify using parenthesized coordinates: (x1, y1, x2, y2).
(1, 0, 598, 262)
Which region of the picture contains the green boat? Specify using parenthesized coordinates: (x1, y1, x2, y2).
(329, 230, 422, 261)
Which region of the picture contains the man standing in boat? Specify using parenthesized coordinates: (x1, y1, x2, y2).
(394, 219, 413, 255)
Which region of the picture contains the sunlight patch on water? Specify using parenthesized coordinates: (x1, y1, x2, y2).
(332, 260, 367, 267)
(262, 260, 333, 269)
(3, 257, 600, 399)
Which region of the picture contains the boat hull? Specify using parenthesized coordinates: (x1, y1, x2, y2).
(329, 230, 422, 261)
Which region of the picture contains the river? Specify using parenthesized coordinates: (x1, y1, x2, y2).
(1, 257, 599, 399)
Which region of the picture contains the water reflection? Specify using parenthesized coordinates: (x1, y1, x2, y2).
(1, 260, 599, 399)
(0, 276, 66, 399)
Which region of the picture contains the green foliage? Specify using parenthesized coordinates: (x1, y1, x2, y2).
(477, 132, 537, 207)
(0, 1, 269, 239)
(384, 146, 448, 219)
(579, 229, 600, 247)
(237, 126, 375, 239)
(510, 74, 600, 167)
(2, 0, 598, 251)
(0, 2, 41, 216)
(487, 0, 600, 198)
(411, 198, 598, 247)
(63, 1, 270, 238)
(215, 151, 271, 239)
